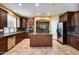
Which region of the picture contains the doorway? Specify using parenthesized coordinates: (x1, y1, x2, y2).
(36, 20, 49, 33)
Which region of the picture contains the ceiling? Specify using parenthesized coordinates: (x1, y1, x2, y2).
(1, 3, 79, 17)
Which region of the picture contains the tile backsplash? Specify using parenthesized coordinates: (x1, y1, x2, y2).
(0, 29, 4, 33)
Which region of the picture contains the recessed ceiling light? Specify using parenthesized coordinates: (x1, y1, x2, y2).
(35, 3, 39, 6)
(37, 12, 40, 15)
(14, 10, 17, 12)
(18, 3, 22, 6)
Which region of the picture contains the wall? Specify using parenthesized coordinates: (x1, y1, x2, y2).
(50, 15, 59, 39)
(34, 15, 59, 39)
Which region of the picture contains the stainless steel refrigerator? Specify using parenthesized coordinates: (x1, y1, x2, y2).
(57, 21, 67, 44)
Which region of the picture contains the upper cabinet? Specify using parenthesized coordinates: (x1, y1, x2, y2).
(16, 17, 20, 28)
(71, 11, 79, 26)
(60, 13, 68, 22)
(77, 11, 79, 25)
(0, 8, 8, 28)
(59, 12, 75, 31)
(74, 11, 79, 26)
(20, 18, 27, 28)
(27, 18, 34, 26)
(74, 12, 78, 26)
(59, 12, 75, 22)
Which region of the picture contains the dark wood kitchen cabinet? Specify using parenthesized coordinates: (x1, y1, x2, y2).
(68, 11, 79, 26)
(70, 36, 76, 47)
(27, 18, 34, 26)
(59, 12, 75, 31)
(0, 8, 8, 28)
(75, 39, 79, 50)
(74, 12, 78, 26)
(67, 35, 76, 47)
(30, 34, 52, 47)
(73, 36, 79, 50)
(20, 18, 27, 28)
(17, 17, 28, 31)
(15, 32, 28, 44)
(60, 13, 68, 22)
(0, 37, 7, 54)
(15, 33, 22, 44)
(74, 11, 79, 26)
(67, 35, 79, 50)
(67, 35, 71, 45)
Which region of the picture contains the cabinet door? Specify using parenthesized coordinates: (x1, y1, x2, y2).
(74, 12, 78, 26)
(0, 37, 7, 54)
(74, 36, 79, 50)
(20, 18, 27, 28)
(70, 36, 75, 47)
(63, 14, 68, 21)
(67, 36, 71, 44)
(75, 40, 79, 50)
(77, 12, 79, 25)
(30, 35, 39, 47)
(71, 15, 75, 27)
(22, 19, 27, 28)
(15, 34, 20, 44)
(15, 33, 23, 44)
(0, 10, 7, 28)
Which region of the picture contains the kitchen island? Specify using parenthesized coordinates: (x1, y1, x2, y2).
(29, 33, 52, 47)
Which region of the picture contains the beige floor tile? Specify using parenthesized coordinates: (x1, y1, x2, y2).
(3, 38, 79, 55)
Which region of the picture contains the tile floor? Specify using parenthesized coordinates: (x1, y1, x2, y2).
(3, 38, 79, 55)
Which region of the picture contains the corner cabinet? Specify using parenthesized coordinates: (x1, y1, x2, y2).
(67, 35, 79, 50)
(0, 8, 8, 28)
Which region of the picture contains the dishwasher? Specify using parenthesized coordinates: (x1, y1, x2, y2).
(8, 35, 15, 50)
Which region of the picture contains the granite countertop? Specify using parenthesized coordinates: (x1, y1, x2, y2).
(67, 32, 79, 36)
(29, 33, 52, 35)
(0, 31, 26, 38)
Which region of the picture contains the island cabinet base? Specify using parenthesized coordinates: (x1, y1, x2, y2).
(30, 34, 52, 47)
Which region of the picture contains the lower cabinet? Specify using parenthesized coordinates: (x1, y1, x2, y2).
(67, 35, 79, 50)
(70, 36, 75, 47)
(0, 32, 27, 54)
(0, 37, 7, 54)
(75, 40, 79, 50)
(15, 32, 27, 44)
(67, 35, 71, 45)
(15, 33, 21, 44)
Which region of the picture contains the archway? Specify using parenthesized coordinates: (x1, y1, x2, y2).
(36, 19, 49, 33)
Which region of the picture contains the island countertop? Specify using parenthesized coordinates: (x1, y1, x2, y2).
(30, 33, 52, 47)
(29, 33, 52, 35)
